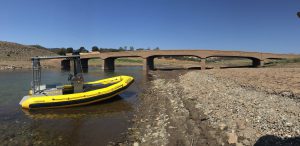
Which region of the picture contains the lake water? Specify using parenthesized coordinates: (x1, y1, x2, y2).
(0, 66, 148, 145)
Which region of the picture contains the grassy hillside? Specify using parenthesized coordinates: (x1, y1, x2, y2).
(0, 41, 56, 61)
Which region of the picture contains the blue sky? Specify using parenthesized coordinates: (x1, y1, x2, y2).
(0, 0, 300, 53)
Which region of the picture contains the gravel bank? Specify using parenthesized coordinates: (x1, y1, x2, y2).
(206, 68, 300, 99)
(129, 69, 300, 146)
(182, 70, 300, 145)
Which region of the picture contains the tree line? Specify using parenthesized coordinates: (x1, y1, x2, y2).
(50, 46, 160, 55)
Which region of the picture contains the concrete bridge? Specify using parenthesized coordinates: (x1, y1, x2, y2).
(62, 50, 299, 71)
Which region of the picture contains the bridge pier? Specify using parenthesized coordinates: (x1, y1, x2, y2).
(80, 58, 89, 69)
(102, 58, 115, 70)
(61, 59, 89, 71)
(252, 58, 264, 67)
(61, 60, 70, 70)
(260, 60, 264, 67)
(143, 57, 155, 71)
(200, 58, 206, 70)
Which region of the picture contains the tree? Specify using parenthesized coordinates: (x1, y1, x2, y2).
(57, 48, 66, 55)
(118, 47, 125, 51)
(124, 46, 127, 50)
(154, 47, 160, 50)
(78, 47, 88, 53)
(92, 46, 99, 52)
(129, 46, 134, 51)
(66, 47, 73, 53)
(136, 48, 144, 51)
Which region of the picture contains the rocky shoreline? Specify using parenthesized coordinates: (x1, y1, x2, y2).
(126, 69, 300, 146)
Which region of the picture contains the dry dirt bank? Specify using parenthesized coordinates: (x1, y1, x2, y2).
(0, 41, 56, 70)
(128, 68, 300, 146)
(0, 59, 64, 70)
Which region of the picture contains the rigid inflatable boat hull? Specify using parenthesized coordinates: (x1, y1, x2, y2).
(20, 76, 134, 109)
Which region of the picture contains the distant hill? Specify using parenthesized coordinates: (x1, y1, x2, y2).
(0, 41, 56, 61)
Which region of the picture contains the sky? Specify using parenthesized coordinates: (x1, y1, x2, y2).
(0, 0, 300, 53)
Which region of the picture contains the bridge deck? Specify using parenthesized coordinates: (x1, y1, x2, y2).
(63, 50, 299, 71)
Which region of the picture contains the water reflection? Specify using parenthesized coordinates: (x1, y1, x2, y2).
(22, 96, 133, 119)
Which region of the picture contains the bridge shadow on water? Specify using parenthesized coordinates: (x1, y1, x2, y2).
(153, 65, 256, 71)
(153, 67, 202, 71)
(219, 65, 257, 69)
(254, 135, 300, 146)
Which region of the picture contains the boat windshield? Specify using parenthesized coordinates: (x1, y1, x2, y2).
(31, 55, 84, 95)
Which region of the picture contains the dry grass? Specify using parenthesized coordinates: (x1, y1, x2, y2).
(0, 41, 55, 61)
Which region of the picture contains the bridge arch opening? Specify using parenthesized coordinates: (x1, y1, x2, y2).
(114, 57, 144, 69)
(103, 56, 145, 71)
(151, 55, 203, 70)
(262, 58, 290, 67)
(86, 58, 103, 67)
(205, 56, 262, 69)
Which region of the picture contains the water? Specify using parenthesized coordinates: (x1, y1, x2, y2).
(0, 66, 148, 145)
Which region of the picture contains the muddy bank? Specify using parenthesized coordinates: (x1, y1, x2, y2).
(127, 69, 300, 146)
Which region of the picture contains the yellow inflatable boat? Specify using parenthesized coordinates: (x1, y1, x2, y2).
(19, 55, 134, 109)
(20, 76, 134, 109)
